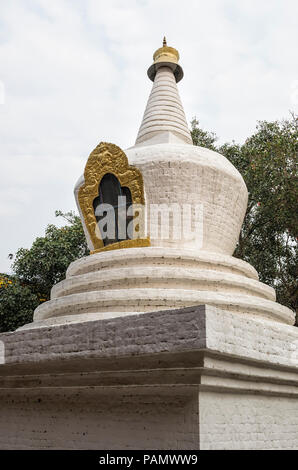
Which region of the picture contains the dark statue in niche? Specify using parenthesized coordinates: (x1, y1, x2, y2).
(93, 173, 133, 246)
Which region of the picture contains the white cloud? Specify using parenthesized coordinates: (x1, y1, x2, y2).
(0, 0, 297, 272)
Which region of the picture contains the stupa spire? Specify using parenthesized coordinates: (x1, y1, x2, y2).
(135, 39, 192, 145)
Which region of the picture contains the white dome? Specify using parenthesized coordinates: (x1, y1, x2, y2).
(126, 142, 248, 256)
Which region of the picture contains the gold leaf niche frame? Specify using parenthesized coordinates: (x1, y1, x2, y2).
(78, 142, 150, 254)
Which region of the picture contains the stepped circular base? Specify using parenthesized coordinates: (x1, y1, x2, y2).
(66, 246, 258, 278)
(30, 247, 295, 327)
(33, 288, 292, 325)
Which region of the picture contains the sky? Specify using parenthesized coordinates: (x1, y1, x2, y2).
(0, 0, 297, 273)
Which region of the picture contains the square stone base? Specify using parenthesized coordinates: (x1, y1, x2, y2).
(0, 305, 297, 449)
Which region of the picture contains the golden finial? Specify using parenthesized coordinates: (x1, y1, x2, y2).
(153, 41, 179, 64)
(148, 38, 183, 83)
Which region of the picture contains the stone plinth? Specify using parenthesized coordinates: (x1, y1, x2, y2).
(0, 305, 297, 450)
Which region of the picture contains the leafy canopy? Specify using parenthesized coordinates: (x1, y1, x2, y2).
(0, 211, 89, 332)
(191, 114, 298, 317)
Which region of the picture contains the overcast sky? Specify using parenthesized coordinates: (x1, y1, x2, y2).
(0, 0, 297, 273)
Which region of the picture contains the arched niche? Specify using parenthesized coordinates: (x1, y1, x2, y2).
(78, 142, 149, 254)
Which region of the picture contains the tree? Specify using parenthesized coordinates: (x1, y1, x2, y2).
(190, 117, 218, 150)
(0, 211, 89, 332)
(191, 115, 298, 320)
(0, 275, 40, 332)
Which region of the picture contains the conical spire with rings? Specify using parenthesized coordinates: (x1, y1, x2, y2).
(135, 38, 192, 145)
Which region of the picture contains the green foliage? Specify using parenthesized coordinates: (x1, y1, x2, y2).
(12, 210, 89, 298)
(191, 114, 298, 320)
(190, 117, 218, 150)
(0, 276, 40, 332)
(0, 211, 89, 332)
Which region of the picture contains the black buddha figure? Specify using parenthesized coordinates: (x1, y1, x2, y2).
(93, 173, 133, 246)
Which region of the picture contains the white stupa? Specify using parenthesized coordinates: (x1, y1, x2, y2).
(30, 38, 294, 329)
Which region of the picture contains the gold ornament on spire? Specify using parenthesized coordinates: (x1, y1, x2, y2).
(153, 38, 179, 65)
(148, 38, 183, 83)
